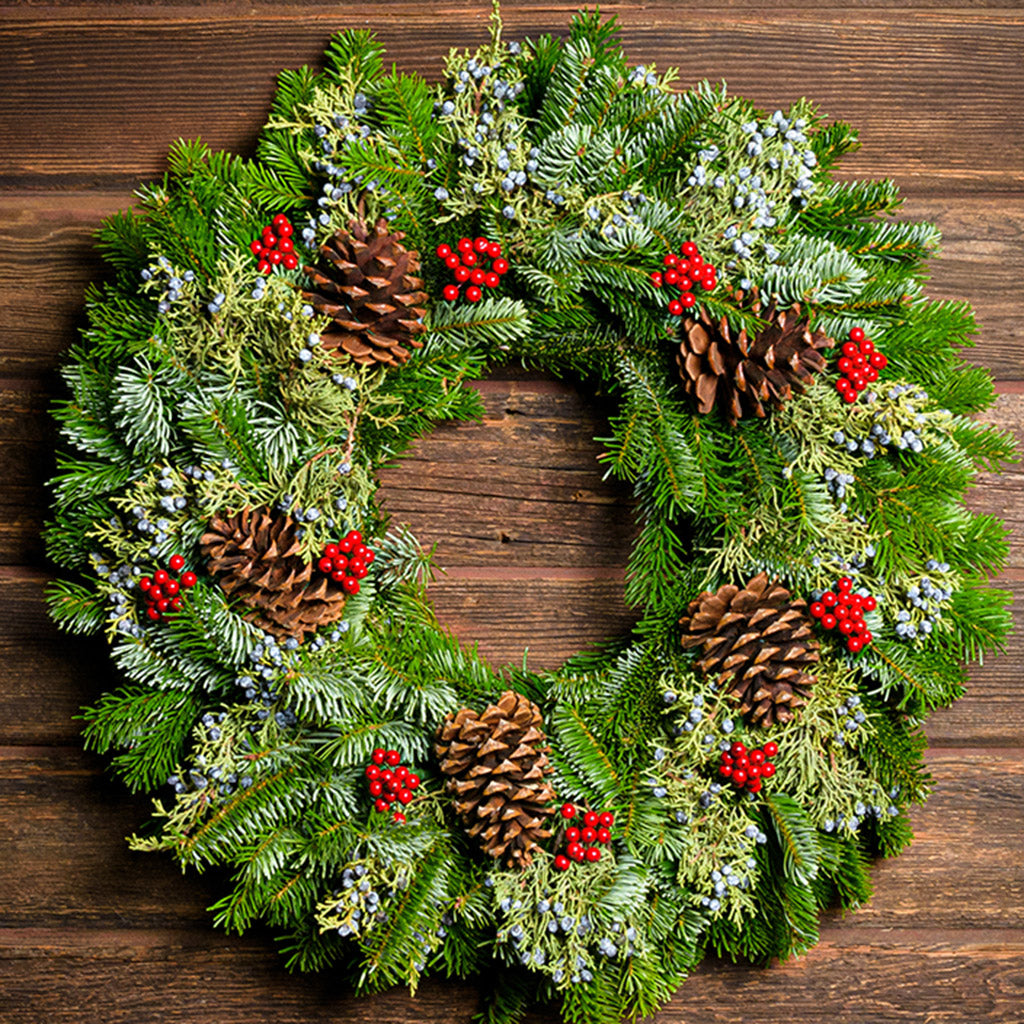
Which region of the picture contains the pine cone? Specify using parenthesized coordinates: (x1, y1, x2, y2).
(679, 572, 819, 728)
(436, 691, 557, 869)
(200, 507, 347, 641)
(302, 217, 428, 368)
(677, 289, 833, 424)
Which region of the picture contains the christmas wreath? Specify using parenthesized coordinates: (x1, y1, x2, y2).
(46, 8, 1014, 1023)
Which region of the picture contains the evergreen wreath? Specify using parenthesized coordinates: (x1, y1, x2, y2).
(45, 7, 1015, 1023)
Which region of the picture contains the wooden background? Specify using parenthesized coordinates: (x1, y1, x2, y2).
(1, 2, 1022, 1021)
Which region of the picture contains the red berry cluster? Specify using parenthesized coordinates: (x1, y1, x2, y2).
(809, 577, 877, 653)
(365, 748, 420, 823)
(317, 530, 375, 596)
(437, 237, 509, 303)
(138, 554, 198, 622)
(250, 214, 299, 274)
(553, 803, 615, 871)
(650, 241, 718, 315)
(835, 327, 888, 404)
(718, 740, 777, 794)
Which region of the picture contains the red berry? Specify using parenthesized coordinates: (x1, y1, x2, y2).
(837, 378, 852, 393)
(272, 213, 289, 228)
(437, 244, 452, 259)
(363, 550, 375, 564)
(720, 764, 733, 777)
(584, 812, 599, 828)
(250, 240, 264, 256)
(146, 606, 162, 621)
(374, 798, 390, 813)
(596, 827, 611, 843)
(168, 554, 185, 572)
(473, 237, 489, 253)
(838, 577, 852, 593)
(663, 253, 678, 267)
(554, 854, 571, 871)
(331, 569, 346, 583)
(732, 769, 748, 786)
(279, 222, 294, 239)
(863, 596, 877, 612)
(385, 749, 401, 766)
(568, 842, 585, 861)
(164, 579, 180, 597)
(445, 254, 461, 270)
(372, 748, 386, 764)
(380, 770, 393, 785)
(849, 327, 865, 343)
(761, 762, 776, 779)
(838, 618, 854, 635)
(466, 286, 482, 303)
(689, 253, 703, 269)
(470, 268, 486, 285)
(730, 742, 746, 757)
(677, 276, 693, 292)
(369, 780, 383, 797)
(484, 272, 500, 289)
(148, 586, 163, 602)
(865, 366, 879, 382)
(749, 749, 764, 765)
(365, 765, 380, 780)
(822, 592, 838, 608)
(157, 598, 171, 613)
(650, 271, 664, 287)
(180, 571, 197, 589)
(454, 265, 471, 282)
(278, 237, 294, 254)
(699, 275, 716, 291)
(838, 357, 854, 374)
(406, 774, 420, 790)
(809, 601, 825, 618)
(746, 778, 763, 794)
(491, 259, 508, 277)
(581, 827, 597, 844)
(154, 569, 169, 586)
(664, 268, 680, 286)
(720, 752, 733, 766)
(393, 811, 406, 824)
(339, 538, 355, 554)
(395, 766, 409, 781)
(668, 300, 684, 316)
(852, 354, 866, 370)
(585, 847, 601, 862)
(843, 390, 858, 404)
(599, 812, 614, 827)
(139, 577, 152, 591)
(847, 637, 864, 653)
(170, 597, 182, 612)
(442, 284, 460, 301)
(561, 803, 576, 819)
(746, 764, 761, 779)
(268, 250, 283, 266)
(680, 292, 696, 308)
(398, 789, 413, 805)
(283, 254, 299, 270)
(257, 260, 271, 274)
(262, 229, 277, 246)
(842, 342, 859, 359)
(462, 251, 477, 266)
(763, 741, 778, 758)
(316, 556, 333, 574)
(457, 238, 473, 252)
(821, 613, 837, 630)
(870, 352, 887, 369)
(863, 630, 873, 643)
(681, 241, 699, 257)
(860, 339, 874, 355)
(566, 827, 580, 843)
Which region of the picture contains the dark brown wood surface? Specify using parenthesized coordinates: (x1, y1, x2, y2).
(1, 3, 1022, 1021)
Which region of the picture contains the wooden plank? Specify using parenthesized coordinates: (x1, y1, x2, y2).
(0, 747, 1021, 935)
(3, 933, 1024, 1024)
(0, 9, 1022, 191)
(3, 192, 1022, 379)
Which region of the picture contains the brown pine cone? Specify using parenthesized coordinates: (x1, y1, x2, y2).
(302, 217, 428, 368)
(677, 288, 833, 424)
(435, 691, 557, 869)
(679, 572, 819, 727)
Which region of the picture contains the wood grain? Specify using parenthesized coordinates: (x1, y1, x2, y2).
(1, 2, 1022, 1022)
(0, 8, 1022, 192)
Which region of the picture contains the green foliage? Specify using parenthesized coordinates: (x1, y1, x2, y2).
(45, 8, 1014, 1024)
